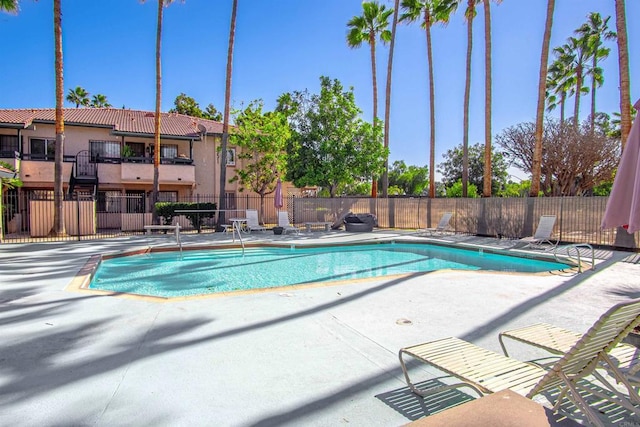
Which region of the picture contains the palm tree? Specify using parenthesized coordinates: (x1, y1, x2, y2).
(347, 1, 392, 197)
(482, 0, 501, 197)
(546, 55, 575, 125)
(150, 0, 178, 225)
(217, 0, 238, 230)
(530, 0, 556, 197)
(554, 37, 591, 128)
(90, 94, 112, 108)
(614, 0, 631, 149)
(52, 0, 65, 236)
(400, 0, 458, 199)
(381, 0, 400, 198)
(66, 86, 90, 108)
(0, 0, 18, 13)
(576, 12, 616, 130)
(461, 0, 479, 197)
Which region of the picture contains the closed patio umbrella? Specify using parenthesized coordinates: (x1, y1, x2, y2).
(602, 99, 640, 233)
(274, 178, 283, 211)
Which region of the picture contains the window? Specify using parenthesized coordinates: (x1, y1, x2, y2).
(90, 140, 120, 162)
(0, 135, 19, 155)
(30, 138, 56, 160)
(226, 148, 236, 166)
(161, 144, 178, 159)
(125, 142, 145, 157)
(225, 191, 237, 210)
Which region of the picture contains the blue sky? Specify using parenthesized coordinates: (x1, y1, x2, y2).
(0, 0, 637, 178)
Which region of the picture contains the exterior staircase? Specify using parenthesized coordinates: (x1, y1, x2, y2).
(68, 150, 98, 198)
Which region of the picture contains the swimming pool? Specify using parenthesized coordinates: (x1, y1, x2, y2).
(88, 243, 571, 298)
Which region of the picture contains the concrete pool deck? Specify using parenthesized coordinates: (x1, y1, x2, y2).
(1, 230, 639, 426)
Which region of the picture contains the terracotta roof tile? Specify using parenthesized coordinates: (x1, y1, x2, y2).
(0, 108, 224, 138)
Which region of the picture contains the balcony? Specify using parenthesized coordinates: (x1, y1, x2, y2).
(18, 154, 195, 187)
(0, 150, 20, 171)
(120, 160, 195, 185)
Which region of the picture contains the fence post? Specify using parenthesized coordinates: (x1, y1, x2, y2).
(76, 195, 81, 241)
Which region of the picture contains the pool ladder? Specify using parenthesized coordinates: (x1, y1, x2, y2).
(553, 244, 595, 273)
(233, 221, 245, 255)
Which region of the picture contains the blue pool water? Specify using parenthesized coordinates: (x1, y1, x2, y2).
(90, 243, 569, 298)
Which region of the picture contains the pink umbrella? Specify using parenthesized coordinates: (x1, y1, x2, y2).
(274, 178, 284, 211)
(602, 99, 640, 233)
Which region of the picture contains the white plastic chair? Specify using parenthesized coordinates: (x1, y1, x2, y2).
(245, 209, 266, 233)
(422, 212, 453, 236)
(277, 211, 300, 234)
(518, 215, 558, 249)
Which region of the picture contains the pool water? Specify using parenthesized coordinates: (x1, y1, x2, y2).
(90, 243, 569, 298)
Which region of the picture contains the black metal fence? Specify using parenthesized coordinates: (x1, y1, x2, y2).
(1, 191, 638, 250)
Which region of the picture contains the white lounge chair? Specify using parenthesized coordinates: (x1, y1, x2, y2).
(277, 211, 300, 234)
(245, 209, 266, 233)
(518, 215, 558, 249)
(399, 299, 640, 426)
(422, 212, 453, 236)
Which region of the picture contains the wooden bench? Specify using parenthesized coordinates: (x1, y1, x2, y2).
(304, 222, 332, 232)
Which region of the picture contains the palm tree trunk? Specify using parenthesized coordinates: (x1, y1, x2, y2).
(615, 0, 631, 149)
(369, 31, 378, 198)
(560, 92, 565, 124)
(52, 0, 66, 237)
(482, 0, 492, 197)
(462, 1, 473, 198)
(151, 0, 163, 225)
(218, 0, 238, 228)
(381, 0, 400, 198)
(425, 11, 436, 199)
(590, 48, 597, 130)
(531, 0, 556, 197)
(573, 66, 582, 128)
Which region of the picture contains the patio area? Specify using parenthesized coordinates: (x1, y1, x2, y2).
(1, 230, 639, 426)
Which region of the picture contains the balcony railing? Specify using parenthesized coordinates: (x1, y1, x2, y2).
(19, 153, 193, 166)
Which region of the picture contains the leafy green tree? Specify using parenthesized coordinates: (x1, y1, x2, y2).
(90, 94, 112, 108)
(438, 142, 508, 195)
(66, 86, 90, 108)
(169, 93, 222, 120)
(0, 161, 22, 190)
(446, 180, 478, 198)
(204, 104, 222, 121)
(386, 160, 429, 195)
(496, 179, 530, 197)
(279, 77, 387, 197)
(170, 93, 202, 117)
(229, 101, 290, 220)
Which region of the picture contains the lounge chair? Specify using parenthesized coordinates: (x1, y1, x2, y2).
(422, 212, 453, 236)
(398, 299, 640, 426)
(277, 211, 300, 234)
(517, 215, 558, 249)
(245, 209, 266, 233)
(499, 322, 640, 393)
